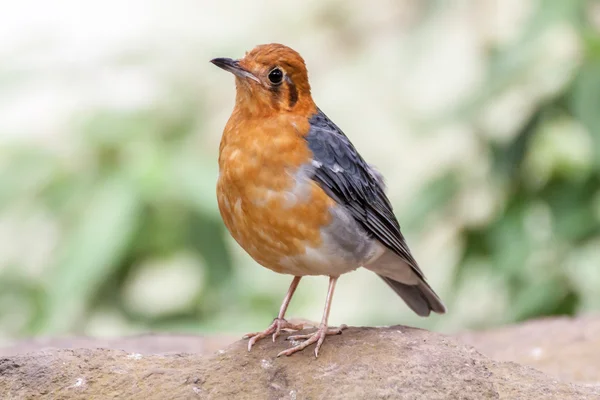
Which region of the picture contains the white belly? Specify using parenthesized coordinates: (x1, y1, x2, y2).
(277, 206, 384, 277)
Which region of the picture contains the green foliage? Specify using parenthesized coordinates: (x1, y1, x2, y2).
(0, 105, 233, 336)
(0, 0, 599, 337)
(426, 0, 600, 327)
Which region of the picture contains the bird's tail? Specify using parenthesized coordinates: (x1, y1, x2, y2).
(379, 275, 446, 317)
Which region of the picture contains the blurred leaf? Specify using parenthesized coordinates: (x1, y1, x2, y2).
(172, 151, 219, 216)
(581, 28, 600, 61)
(490, 103, 544, 181)
(570, 61, 600, 165)
(511, 278, 575, 321)
(0, 147, 58, 209)
(39, 174, 141, 334)
(488, 199, 531, 277)
(81, 110, 159, 148)
(186, 215, 232, 287)
(400, 171, 459, 231)
(0, 274, 43, 335)
(544, 176, 600, 241)
(519, 0, 582, 38)
(443, 0, 584, 124)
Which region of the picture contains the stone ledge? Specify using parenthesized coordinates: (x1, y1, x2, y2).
(2, 324, 599, 399)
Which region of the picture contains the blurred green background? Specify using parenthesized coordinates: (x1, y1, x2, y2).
(0, 0, 599, 342)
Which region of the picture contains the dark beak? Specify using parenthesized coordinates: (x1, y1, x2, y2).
(210, 57, 259, 82)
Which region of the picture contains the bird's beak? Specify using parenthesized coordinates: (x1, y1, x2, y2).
(210, 57, 260, 83)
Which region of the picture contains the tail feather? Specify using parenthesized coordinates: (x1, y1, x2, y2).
(365, 246, 446, 316)
(379, 275, 446, 317)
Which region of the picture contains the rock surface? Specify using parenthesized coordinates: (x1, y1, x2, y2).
(458, 315, 600, 384)
(0, 333, 235, 358)
(1, 324, 600, 399)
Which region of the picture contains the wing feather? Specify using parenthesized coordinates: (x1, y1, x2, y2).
(305, 109, 425, 280)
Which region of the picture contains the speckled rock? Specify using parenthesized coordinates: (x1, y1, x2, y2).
(1, 326, 599, 399)
(458, 315, 600, 384)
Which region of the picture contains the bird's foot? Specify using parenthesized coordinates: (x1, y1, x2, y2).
(243, 318, 304, 351)
(278, 323, 348, 358)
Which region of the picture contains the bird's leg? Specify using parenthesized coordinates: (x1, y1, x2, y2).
(278, 276, 347, 358)
(243, 276, 304, 351)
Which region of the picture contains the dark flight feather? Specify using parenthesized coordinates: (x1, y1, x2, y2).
(305, 108, 425, 280)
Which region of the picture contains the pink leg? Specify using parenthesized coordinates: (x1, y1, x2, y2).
(278, 276, 347, 358)
(243, 276, 304, 351)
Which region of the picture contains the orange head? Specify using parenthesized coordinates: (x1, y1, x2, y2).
(211, 44, 315, 117)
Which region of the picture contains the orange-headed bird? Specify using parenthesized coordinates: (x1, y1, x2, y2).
(211, 44, 445, 358)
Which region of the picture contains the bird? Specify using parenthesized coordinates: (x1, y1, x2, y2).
(211, 43, 446, 358)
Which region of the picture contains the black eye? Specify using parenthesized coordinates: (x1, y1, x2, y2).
(268, 68, 283, 85)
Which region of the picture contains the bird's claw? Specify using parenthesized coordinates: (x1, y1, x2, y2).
(278, 324, 348, 358)
(243, 318, 304, 351)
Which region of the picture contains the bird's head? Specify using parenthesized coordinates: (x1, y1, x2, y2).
(211, 44, 314, 117)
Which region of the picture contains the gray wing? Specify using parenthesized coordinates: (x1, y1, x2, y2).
(305, 109, 446, 316)
(304, 108, 424, 279)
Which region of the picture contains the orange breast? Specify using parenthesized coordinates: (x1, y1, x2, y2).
(217, 113, 334, 273)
